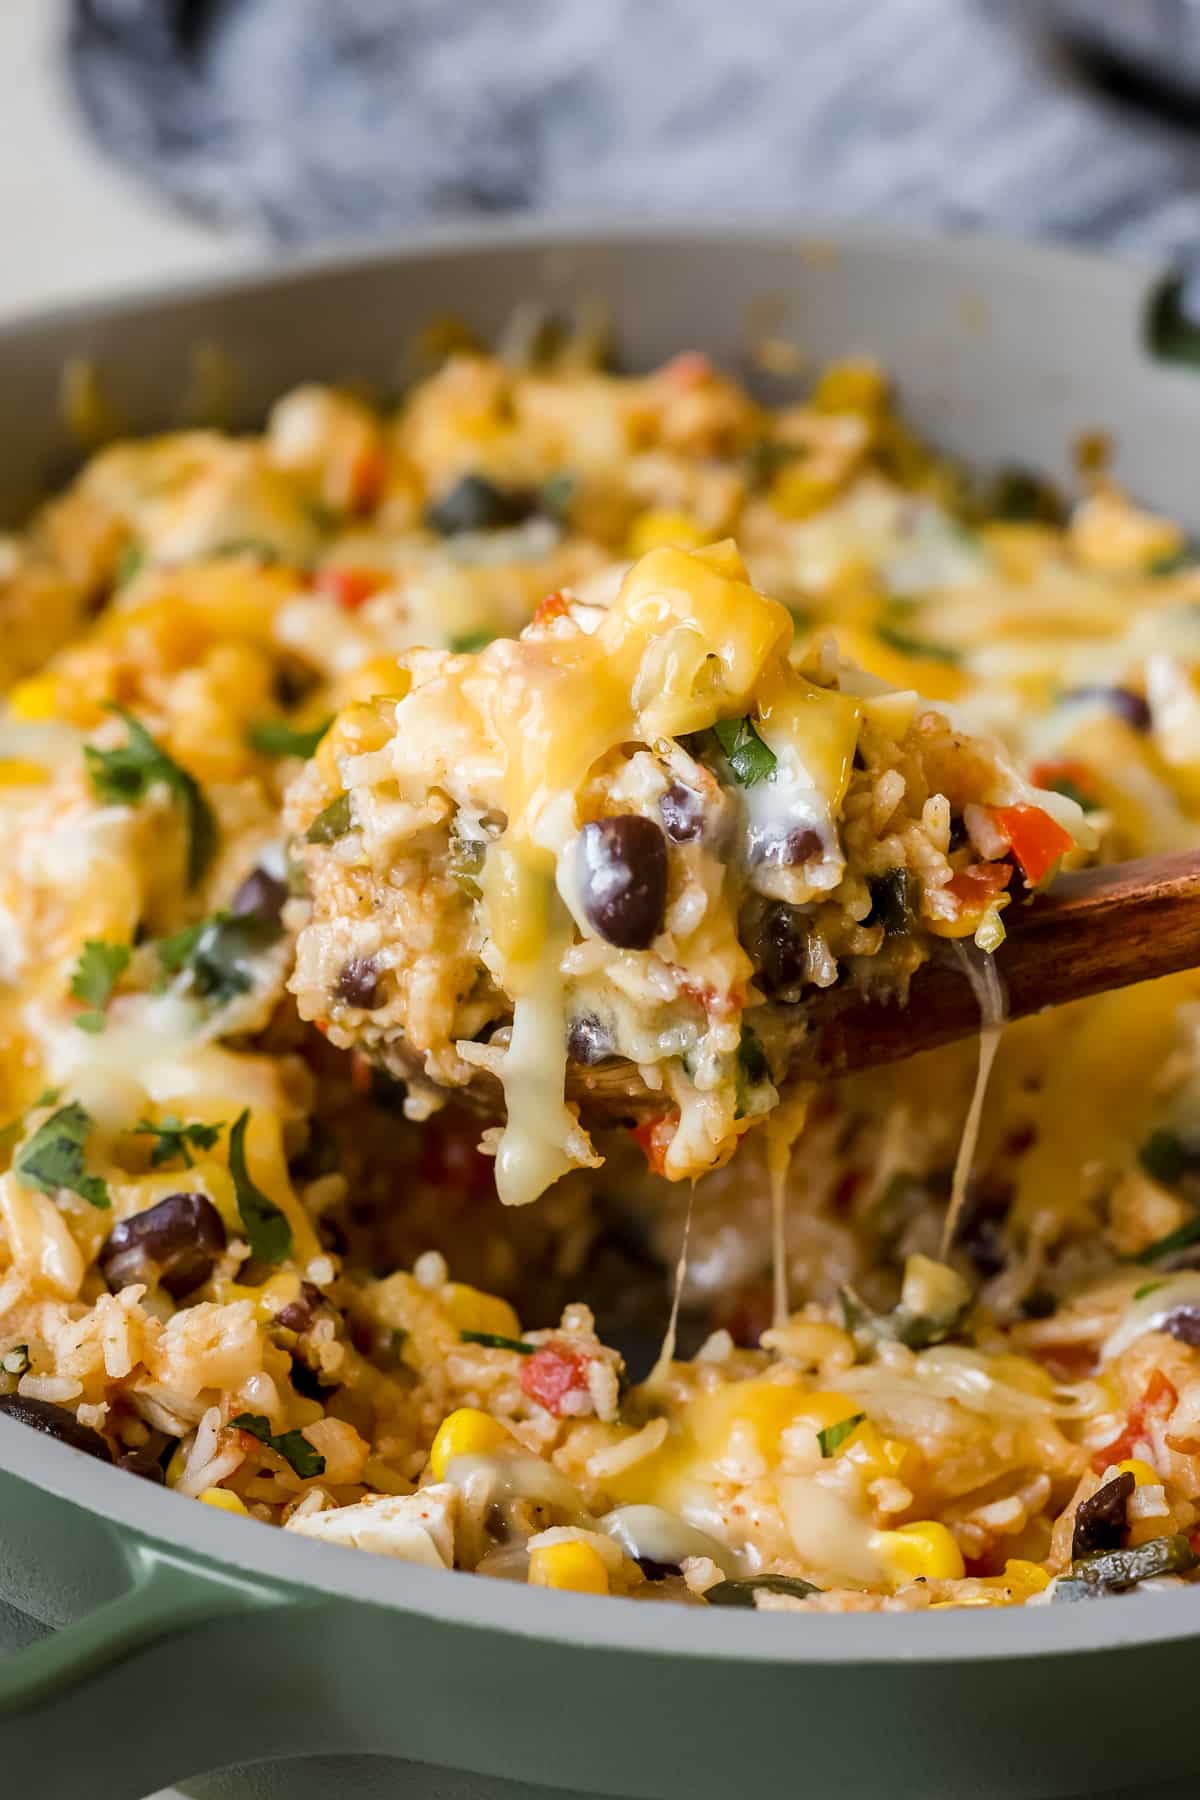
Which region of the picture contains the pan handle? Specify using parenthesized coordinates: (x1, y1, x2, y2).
(0, 1534, 286, 1716)
(0, 1507, 305, 1798)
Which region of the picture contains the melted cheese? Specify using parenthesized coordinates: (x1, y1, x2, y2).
(384, 542, 863, 1206)
(942, 945, 1006, 1258)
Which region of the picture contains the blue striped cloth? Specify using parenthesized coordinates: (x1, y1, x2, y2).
(67, 0, 1200, 252)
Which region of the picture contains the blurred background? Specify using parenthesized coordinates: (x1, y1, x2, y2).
(8, 0, 1200, 318)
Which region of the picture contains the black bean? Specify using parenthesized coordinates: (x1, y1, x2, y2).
(0, 1394, 111, 1461)
(335, 957, 383, 1010)
(659, 781, 705, 844)
(229, 866, 288, 925)
(567, 1013, 616, 1065)
(635, 1556, 679, 1582)
(748, 825, 821, 869)
(947, 814, 970, 854)
(754, 903, 811, 997)
(99, 1193, 226, 1299)
(1072, 1472, 1135, 1561)
(425, 474, 537, 536)
(1162, 1306, 1200, 1347)
(275, 1281, 324, 1334)
(1064, 685, 1151, 734)
(577, 816, 668, 950)
(116, 1444, 167, 1483)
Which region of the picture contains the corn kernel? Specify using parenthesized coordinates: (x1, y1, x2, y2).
(443, 1283, 521, 1339)
(811, 358, 888, 417)
(874, 1521, 965, 1583)
(626, 510, 707, 557)
(528, 1540, 609, 1594)
(998, 1559, 1050, 1597)
(8, 675, 60, 721)
(1115, 1457, 1160, 1488)
(198, 1487, 249, 1515)
(0, 758, 48, 786)
(429, 1407, 511, 1480)
(165, 1443, 187, 1489)
(768, 466, 839, 521)
(843, 1419, 912, 1480)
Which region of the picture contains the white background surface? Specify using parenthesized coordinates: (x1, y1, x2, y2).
(0, 0, 250, 322)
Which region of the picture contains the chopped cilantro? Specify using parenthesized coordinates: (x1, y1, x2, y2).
(712, 715, 776, 787)
(133, 1115, 225, 1169)
(85, 708, 217, 886)
(734, 1026, 774, 1121)
(247, 717, 332, 760)
(227, 1109, 291, 1263)
(1150, 546, 1197, 576)
(704, 1573, 822, 1607)
(866, 868, 917, 936)
(460, 1330, 533, 1354)
(875, 623, 962, 665)
(539, 471, 576, 520)
(1043, 774, 1096, 814)
(306, 793, 353, 844)
(1132, 1282, 1163, 1301)
(229, 1411, 325, 1479)
(115, 542, 144, 586)
(156, 911, 282, 1005)
(1138, 1127, 1200, 1188)
(69, 939, 131, 1033)
(1136, 1216, 1200, 1265)
(448, 630, 495, 655)
(14, 1101, 109, 1209)
(817, 1412, 865, 1458)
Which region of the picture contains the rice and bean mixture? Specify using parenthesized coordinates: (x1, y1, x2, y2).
(1, 333, 1199, 1609)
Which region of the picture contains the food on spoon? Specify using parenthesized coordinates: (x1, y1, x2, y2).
(289, 542, 1085, 1203)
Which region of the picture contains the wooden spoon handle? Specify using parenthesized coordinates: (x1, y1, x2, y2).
(793, 848, 1200, 1081)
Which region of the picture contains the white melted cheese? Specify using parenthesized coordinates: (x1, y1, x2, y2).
(387, 540, 862, 1206)
(942, 943, 1007, 1259)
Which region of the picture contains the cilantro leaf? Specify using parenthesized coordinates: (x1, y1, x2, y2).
(229, 1411, 325, 1478)
(227, 1109, 291, 1263)
(14, 1101, 109, 1209)
(157, 911, 282, 1005)
(448, 630, 495, 655)
(817, 1412, 865, 1458)
(712, 715, 776, 787)
(115, 542, 144, 586)
(85, 708, 218, 886)
(247, 717, 332, 760)
(133, 1114, 225, 1169)
(305, 793, 353, 844)
(874, 623, 962, 666)
(459, 1330, 533, 1354)
(69, 939, 131, 1033)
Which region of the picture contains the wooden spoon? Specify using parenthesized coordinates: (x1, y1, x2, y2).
(568, 850, 1200, 1118)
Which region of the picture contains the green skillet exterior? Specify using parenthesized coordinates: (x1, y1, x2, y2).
(2, 226, 1200, 1799)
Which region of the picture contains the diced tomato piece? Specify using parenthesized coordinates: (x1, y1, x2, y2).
(660, 350, 712, 390)
(418, 1109, 495, 1197)
(1029, 758, 1098, 802)
(632, 1113, 678, 1177)
(945, 861, 1012, 914)
(349, 444, 387, 514)
(532, 589, 569, 627)
(988, 804, 1074, 887)
(1092, 1368, 1178, 1472)
(520, 1341, 591, 1415)
(314, 566, 384, 612)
